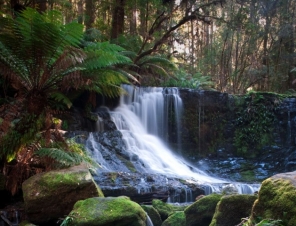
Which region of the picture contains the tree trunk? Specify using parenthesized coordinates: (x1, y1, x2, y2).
(110, 0, 126, 40)
(77, 0, 84, 24)
(85, 0, 96, 30)
(129, 3, 137, 35)
(36, 0, 47, 12)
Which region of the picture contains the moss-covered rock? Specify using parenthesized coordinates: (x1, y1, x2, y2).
(209, 194, 257, 226)
(152, 199, 184, 221)
(141, 205, 162, 226)
(22, 164, 103, 224)
(161, 211, 185, 226)
(248, 171, 296, 226)
(184, 193, 222, 226)
(67, 196, 147, 226)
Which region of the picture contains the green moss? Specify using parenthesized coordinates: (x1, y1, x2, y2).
(116, 154, 137, 173)
(209, 194, 257, 226)
(69, 196, 146, 226)
(184, 194, 222, 226)
(250, 178, 296, 226)
(23, 165, 104, 202)
(152, 199, 176, 221)
(162, 211, 185, 226)
(233, 92, 279, 157)
(240, 170, 256, 182)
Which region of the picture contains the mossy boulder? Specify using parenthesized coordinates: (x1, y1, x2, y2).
(152, 199, 184, 221)
(141, 205, 162, 226)
(249, 171, 296, 226)
(209, 194, 257, 226)
(184, 193, 222, 226)
(67, 196, 147, 226)
(22, 164, 103, 224)
(161, 211, 186, 226)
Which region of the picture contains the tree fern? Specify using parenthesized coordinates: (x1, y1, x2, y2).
(0, 8, 137, 166)
(113, 35, 179, 86)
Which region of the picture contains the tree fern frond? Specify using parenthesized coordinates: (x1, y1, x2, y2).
(138, 55, 178, 70)
(114, 68, 140, 83)
(119, 50, 137, 60)
(49, 92, 73, 109)
(35, 148, 78, 168)
(144, 63, 171, 77)
(83, 42, 132, 69)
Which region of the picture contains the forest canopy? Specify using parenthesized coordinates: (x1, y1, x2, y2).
(0, 0, 295, 94)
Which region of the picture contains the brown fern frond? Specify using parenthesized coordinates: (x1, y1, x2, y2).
(60, 71, 84, 90)
(3, 146, 44, 195)
(0, 98, 24, 135)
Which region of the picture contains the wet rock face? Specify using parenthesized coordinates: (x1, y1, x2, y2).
(93, 172, 205, 204)
(177, 90, 296, 181)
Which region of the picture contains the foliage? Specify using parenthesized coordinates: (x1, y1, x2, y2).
(0, 8, 134, 194)
(0, 8, 133, 158)
(115, 35, 178, 86)
(242, 218, 286, 226)
(161, 69, 214, 89)
(35, 137, 99, 169)
(233, 92, 279, 156)
(59, 215, 74, 226)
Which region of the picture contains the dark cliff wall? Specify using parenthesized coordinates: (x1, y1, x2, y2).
(173, 89, 296, 182)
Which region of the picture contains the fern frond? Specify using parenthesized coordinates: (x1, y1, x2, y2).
(35, 148, 79, 168)
(138, 55, 178, 70)
(49, 92, 73, 109)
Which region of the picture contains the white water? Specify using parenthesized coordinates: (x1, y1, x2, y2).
(110, 85, 225, 183)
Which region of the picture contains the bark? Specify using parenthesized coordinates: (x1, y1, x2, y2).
(77, 0, 84, 24)
(110, 0, 126, 40)
(85, 0, 96, 30)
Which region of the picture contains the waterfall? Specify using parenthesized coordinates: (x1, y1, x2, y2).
(111, 85, 225, 183)
(146, 212, 154, 226)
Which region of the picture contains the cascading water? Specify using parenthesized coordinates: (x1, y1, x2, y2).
(87, 85, 260, 199)
(110, 85, 224, 183)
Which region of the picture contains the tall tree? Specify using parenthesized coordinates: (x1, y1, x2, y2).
(110, 0, 126, 40)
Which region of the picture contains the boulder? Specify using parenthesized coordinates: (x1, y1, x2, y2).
(141, 205, 162, 226)
(184, 193, 222, 226)
(67, 196, 147, 226)
(209, 194, 257, 226)
(161, 211, 186, 226)
(152, 199, 185, 222)
(248, 171, 296, 226)
(22, 164, 103, 224)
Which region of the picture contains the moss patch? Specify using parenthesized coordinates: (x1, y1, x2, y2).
(151, 199, 185, 222)
(68, 196, 147, 226)
(209, 194, 257, 226)
(250, 178, 296, 226)
(184, 193, 222, 226)
(162, 211, 185, 226)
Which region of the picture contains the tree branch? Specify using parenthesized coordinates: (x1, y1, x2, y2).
(134, 0, 225, 64)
